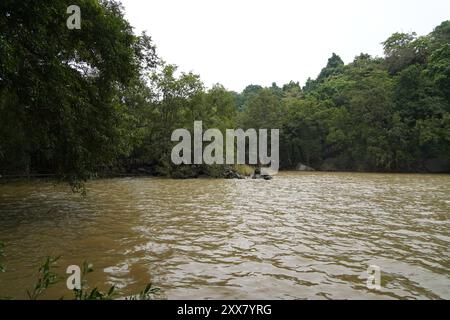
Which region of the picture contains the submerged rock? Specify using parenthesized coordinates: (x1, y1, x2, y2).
(224, 169, 245, 179)
(252, 174, 273, 180)
(252, 168, 273, 180)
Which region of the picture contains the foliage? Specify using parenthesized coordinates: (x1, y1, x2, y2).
(233, 165, 255, 177)
(72, 261, 117, 300)
(0, 1, 448, 181)
(230, 20, 449, 173)
(15, 254, 159, 300)
(0, 0, 157, 188)
(27, 256, 61, 300)
(125, 283, 161, 301)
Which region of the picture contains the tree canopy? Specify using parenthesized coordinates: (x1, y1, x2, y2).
(0, 1, 449, 185)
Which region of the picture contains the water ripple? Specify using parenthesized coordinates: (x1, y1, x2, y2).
(0, 173, 449, 299)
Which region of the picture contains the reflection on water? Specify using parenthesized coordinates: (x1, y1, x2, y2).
(0, 172, 449, 299)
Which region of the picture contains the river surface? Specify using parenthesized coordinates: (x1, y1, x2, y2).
(0, 172, 449, 299)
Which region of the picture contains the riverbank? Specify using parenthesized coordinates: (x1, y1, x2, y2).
(1, 164, 449, 185)
(0, 164, 254, 182)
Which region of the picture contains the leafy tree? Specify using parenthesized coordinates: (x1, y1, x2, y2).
(429, 20, 450, 49)
(317, 53, 345, 81)
(303, 53, 345, 93)
(1, 8, 449, 182)
(382, 32, 429, 74)
(235, 84, 263, 110)
(239, 88, 286, 130)
(0, 0, 157, 188)
(427, 44, 450, 103)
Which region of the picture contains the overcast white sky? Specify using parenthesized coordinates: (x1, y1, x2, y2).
(120, 0, 450, 92)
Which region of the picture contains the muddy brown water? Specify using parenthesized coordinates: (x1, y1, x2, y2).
(0, 172, 449, 299)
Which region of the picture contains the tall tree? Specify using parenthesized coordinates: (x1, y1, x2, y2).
(0, 0, 157, 188)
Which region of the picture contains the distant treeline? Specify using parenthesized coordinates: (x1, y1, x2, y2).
(0, 1, 449, 188)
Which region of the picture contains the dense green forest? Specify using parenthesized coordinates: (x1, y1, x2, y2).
(1, 0, 449, 188)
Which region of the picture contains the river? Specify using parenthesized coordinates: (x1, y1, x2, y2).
(0, 172, 449, 299)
